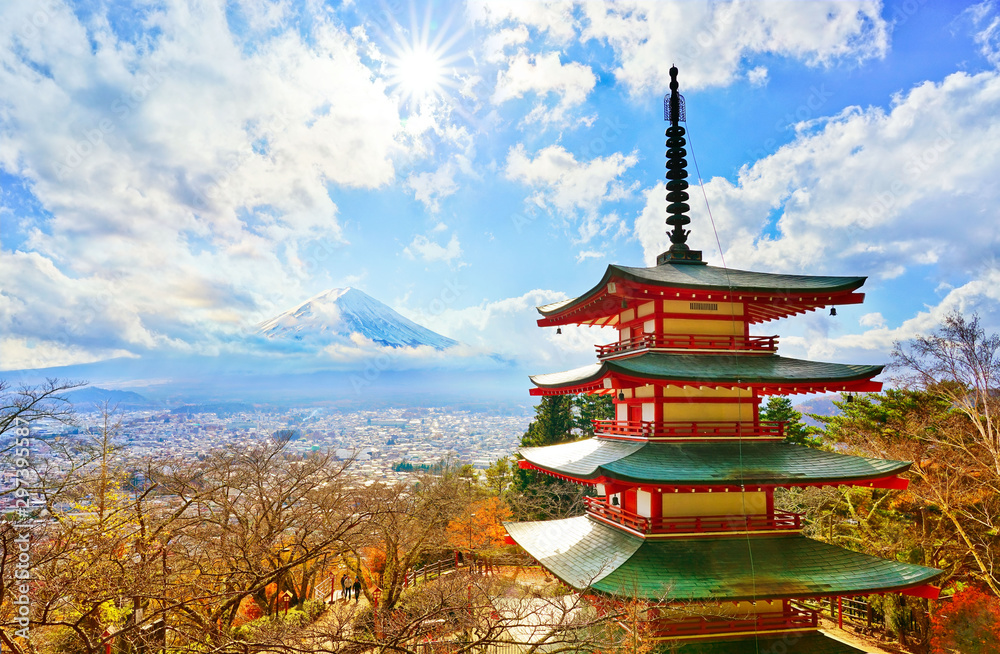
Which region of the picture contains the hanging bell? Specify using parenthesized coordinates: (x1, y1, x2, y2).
(556, 327, 562, 335)
(830, 307, 837, 316)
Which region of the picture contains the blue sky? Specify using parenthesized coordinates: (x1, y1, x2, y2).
(1, 0, 999, 376)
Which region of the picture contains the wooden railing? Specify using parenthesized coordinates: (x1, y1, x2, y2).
(592, 419, 785, 440)
(596, 334, 778, 357)
(404, 557, 457, 588)
(585, 497, 803, 534)
(643, 605, 817, 639)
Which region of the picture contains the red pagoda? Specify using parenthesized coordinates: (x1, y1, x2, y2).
(505, 67, 941, 653)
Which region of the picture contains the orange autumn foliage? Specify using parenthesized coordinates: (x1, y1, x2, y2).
(931, 588, 1000, 654)
(446, 496, 512, 550)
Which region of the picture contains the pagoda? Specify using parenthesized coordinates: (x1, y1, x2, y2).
(505, 67, 942, 653)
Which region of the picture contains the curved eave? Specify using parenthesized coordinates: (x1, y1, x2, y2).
(670, 633, 867, 654)
(529, 353, 884, 396)
(506, 516, 942, 602)
(536, 264, 867, 327)
(518, 440, 912, 489)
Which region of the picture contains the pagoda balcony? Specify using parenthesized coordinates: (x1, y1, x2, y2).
(596, 333, 778, 358)
(585, 497, 804, 535)
(641, 604, 818, 640)
(593, 419, 785, 441)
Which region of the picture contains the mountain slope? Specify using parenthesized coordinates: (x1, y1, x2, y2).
(256, 288, 458, 350)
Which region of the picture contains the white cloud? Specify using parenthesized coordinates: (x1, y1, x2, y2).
(961, 1, 1000, 67)
(491, 51, 596, 125)
(636, 70, 1000, 284)
(777, 265, 1000, 366)
(0, 1, 417, 366)
(466, 1, 578, 44)
(747, 66, 769, 86)
(404, 233, 463, 263)
(472, 1, 888, 96)
(482, 26, 530, 63)
(403, 288, 613, 369)
(576, 250, 604, 263)
(585, 1, 888, 95)
(505, 143, 637, 241)
(859, 312, 887, 329)
(0, 337, 138, 372)
(408, 162, 461, 212)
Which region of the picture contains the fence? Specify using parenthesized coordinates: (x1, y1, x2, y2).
(405, 557, 458, 588)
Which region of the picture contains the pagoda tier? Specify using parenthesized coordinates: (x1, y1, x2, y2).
(507, 516, 941, 602)
(505, 65, 942, 651)
(529, 353, 883, 397)
(519, 440, 909, 538)
(536, 264, 867, 327)
(669, 633, 866, 654)
(518, 440, 910, 489)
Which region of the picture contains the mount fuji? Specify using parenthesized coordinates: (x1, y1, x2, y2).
(255, 288, 458, 350)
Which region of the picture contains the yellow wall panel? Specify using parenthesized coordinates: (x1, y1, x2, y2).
(661, 318, 745, 336)
(662, 491, 767, 517)
(662, 402, 754, 421)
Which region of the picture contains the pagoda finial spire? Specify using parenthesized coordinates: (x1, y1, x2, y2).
(657, 65, 704, 266)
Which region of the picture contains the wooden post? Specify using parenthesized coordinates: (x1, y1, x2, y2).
(838, 596, 843, 629)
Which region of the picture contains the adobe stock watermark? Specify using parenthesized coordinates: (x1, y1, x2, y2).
(43, 270, 130, 362)
(55, 62, 174, 181)
(850, 125, 956, 235)
(191, 108, 292, 211)
(744, 83, 835, 163)
(350, 277, 467, 395)
(10, 418, 34, 641)
(510, 115, 627, 234)
(14, 1, 60, 42)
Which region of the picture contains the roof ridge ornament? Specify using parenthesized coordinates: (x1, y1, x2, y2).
(656, 65, 705, 266)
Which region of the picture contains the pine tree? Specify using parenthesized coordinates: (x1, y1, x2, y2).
(760, 396, 821, 447)
(520, 394, 576, 447)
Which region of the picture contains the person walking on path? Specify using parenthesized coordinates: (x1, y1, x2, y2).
(352, 576, 362, 602)
(340, 574, 349, 601)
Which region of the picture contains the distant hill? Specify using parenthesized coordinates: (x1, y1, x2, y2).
(793, 394, 844, 427)
(256, 287, 458, 350)
(64, 387, 154, 409)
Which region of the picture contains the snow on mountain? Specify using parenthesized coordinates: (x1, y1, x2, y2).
(256, 288, 458, 350)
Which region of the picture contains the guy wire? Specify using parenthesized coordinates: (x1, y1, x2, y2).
(683, 118, 761, 653)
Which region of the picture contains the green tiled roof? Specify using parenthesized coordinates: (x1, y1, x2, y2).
(537, 263, 866, 316)
(530, 353, 883, 390)
(520, 440, 910, 486)
(506, 516, 941, 601)
(668, 633, 868, 654)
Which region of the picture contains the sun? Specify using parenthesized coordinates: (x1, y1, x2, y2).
(380, 4, 467, 107)
(387, 42, 450, 104)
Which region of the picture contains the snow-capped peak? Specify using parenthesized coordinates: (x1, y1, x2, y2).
(256, 287, 457, 350)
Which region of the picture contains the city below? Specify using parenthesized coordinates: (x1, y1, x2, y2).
(2, 403, 532, 500)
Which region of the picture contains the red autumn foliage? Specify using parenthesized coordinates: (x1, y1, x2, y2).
(930, 587, 1000, 654)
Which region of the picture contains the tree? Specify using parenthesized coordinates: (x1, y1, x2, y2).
(483, 457, 513, 498)
(573, 394, 614, 437)
(0, 378, 84, 445)
(931, 587, 1000, 654)
(888, 312, 1000, 596)
(509, 394, 612, 521)
(343, 473, 468, 616)
(520, 395, 576, 448)
(760, 396, 821, 447)
(446, 497, 512, 552)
